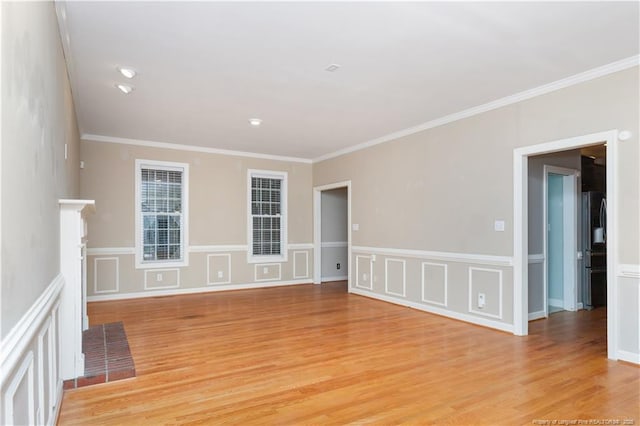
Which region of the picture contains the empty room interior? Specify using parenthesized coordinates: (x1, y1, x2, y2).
(2, 1, 640, 425)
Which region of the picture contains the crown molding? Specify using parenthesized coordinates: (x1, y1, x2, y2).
(81, 134, 313, 164)
(313, 55, 640, 163)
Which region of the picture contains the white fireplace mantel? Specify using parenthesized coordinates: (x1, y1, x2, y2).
(59, 199, 95, 380)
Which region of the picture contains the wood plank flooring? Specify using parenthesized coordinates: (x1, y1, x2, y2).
(58, 282, 639, 425)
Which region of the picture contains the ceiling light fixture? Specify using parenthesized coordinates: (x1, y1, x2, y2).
(117, 67, 137, 79)
(325, 64, 341, 72)
(116, 84, 134, 94)
(249, 118, 262, 127)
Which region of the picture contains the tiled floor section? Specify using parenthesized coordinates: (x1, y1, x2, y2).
(64, 322, 136, 389)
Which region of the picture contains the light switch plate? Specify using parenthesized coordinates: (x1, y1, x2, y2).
(352, 223, 359, 231)
(494, 220, 505, 232)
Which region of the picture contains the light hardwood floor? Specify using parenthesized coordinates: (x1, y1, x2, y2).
(58, 282, 639, 425)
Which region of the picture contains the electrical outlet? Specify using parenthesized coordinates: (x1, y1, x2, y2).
(478, 293, 486, 308)
(337, 263, 341, 270)
(263, 266, 268, 274)
(157, 273, 163, 282)
(217, 271, 223, 279)
(363, 273, 368, 281)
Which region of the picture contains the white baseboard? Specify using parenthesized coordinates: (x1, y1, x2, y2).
(87, 279, 312, 302)
(528, 310, 546, 321)
(349, 287, 514, 334)
(617, 350, 640, 365)
(321, 275, 348, 282)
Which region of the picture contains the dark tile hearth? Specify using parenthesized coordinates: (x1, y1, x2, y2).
(63, 322, 136, 390)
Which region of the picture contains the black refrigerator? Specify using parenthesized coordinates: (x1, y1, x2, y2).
(581, 191, 607, 308)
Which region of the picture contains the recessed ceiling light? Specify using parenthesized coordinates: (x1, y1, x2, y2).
(116, 84, 134, 94)
(117, 67, 136, 79)
(325, 64, 341, 72)
(249, 118, 262, 127)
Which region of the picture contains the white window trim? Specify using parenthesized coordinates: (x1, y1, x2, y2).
(247, 169, 288, 264)
(135, 159, 189, 269)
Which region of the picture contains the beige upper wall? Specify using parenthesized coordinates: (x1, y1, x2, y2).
(1, 2, 80, 338)
(313, 67, 639, 264)
(80, 140, 313, 249)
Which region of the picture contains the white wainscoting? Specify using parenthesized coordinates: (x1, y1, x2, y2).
(144, 268, 181, 290)
(355, 255, 373, 290)
(293, 251, 309, 279)
(351, 246, 511, 333)
(0, 275, 64, 426)
(207, 254, 232, 285)
(468, 267, 504, 320)
(94, 257, 119, 294)
(384, 258, 406, 297)
(421, 262, 448, 307)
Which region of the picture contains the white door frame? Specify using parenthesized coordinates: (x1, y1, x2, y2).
(313, 181, 352, 288)
(543, 165, 579, 314)
(514, 129, 618, 361)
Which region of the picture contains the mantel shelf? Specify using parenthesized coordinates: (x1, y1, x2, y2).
(59, 199, 96, 213)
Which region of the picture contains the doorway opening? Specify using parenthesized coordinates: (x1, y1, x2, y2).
(514, 130, 618, 360)
(543, 165, 579, 315)
(313, 181, 352, 290)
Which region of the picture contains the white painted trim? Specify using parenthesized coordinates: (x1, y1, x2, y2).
(247, 169, 288, 264)
(352, 245, 512, 266)
(87, 247, 135, 255)
(190, 245, 247, 253)
(206, 254, 232, 285)
(528, 310, 546, 321)
(49, 303, 60, 423)
(293, 251, 309, 279)
(350, 288, 514, 334)
(3, 351, 35, 426)
(144, 268, 181, 290)
(618, 264, 640, 279)
(82, 134, 312, 164)
(617, 350, 640, 365)
(321, 275, 348, 282)
(254, 263, 282, 282)
(468, 267, 504, 320)
(0, 274, 63, 388)
(288, 243, 314, 250)
(384, 258, 406, 297)
(313, 181, 352, 287)
(134, 159, 190, 269)
(513, 129, 619, 360)
(321, 241, 348, 248)
(355, 255, 373, 290)
(87, 279, 312, 302)
(421, 262, 448, 307)
(93, 257, 120, 294)
(313, 56, 639, 163)
(37, 317, 51, 426)
(528, 254, 544, 264)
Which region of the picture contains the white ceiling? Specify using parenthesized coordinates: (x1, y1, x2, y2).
(57, 1, 639, 161)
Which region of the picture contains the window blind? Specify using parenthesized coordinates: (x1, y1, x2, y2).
(251, 177, 282, 256)
(140, 168, 183, 262)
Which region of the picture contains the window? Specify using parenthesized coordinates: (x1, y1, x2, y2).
(135, 160, 189, 268)
(248, 170, 287, 263)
